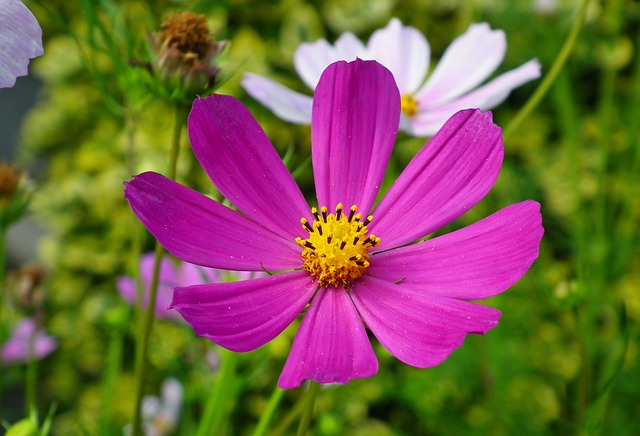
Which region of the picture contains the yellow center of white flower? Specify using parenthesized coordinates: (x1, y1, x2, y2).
(401, 93, 419, 117)
(296, 204, 380, 289)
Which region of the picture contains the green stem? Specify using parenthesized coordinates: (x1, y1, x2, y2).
(195, 348, 238, 436)
(25, 322, 38, 416)
(0, 225, 6, 320)
(131, 105, 186, 436)
(252, 385, 286, 436)
(503, 0, 590, 140)
(0, 226, 7, 417)
(295, 381, 320, 436)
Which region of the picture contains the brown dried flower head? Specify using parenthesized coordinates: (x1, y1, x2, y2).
(0, 161, 22, 201)
(150, 12, 227, 93)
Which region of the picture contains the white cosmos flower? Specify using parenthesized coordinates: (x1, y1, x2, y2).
(242, 18, 541, 137)
(0, 0, 43, 88)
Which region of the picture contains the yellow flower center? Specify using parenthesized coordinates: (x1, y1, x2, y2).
(296, 204, 380, 289)
(401, 93, 419, 117)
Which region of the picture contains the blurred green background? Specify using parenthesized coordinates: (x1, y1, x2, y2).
(2, 0, 639, 434)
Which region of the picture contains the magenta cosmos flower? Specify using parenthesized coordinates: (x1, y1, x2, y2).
(118, 252, 258, 323)
(242, 18, 540, 137)
(0, 0, 43, 88)
(1, 318, 57, 364)
(125, 59, 543, 389)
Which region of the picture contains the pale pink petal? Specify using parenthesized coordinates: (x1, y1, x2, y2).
(188, 95, 311, 239)
(0, 0, 43, 88)
(371, 109, 503, 249)
(294, 38, 341, 90)
(118, 253, 222, 322)
(367, 18, 430, 94)
(124, 172, 301, 271)
(333, 31, 368, 60)
(171, 271, 315, 352)
(368, 201, 543, 299)
(1, 319, 57, 364)
(410, 59, 541, 136)
(417, 23, 506, 107)
(278, 288, 378, 389)
(241, 73, 313, 124)
(351, 276, 501, 368)
(311, 59, 400, 213)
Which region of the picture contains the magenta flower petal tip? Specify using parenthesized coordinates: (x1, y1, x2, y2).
(126, 59, 542, 388)
(0, 0, 43, 88)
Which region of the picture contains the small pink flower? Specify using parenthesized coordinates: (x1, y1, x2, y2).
(118, 253, 223, 323)
(0, 0, 43, 88)
(1, 318, 56, 364)
(243, 19, 540, 137)
(125, 59, 543, 389)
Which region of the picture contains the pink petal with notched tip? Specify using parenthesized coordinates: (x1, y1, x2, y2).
(188, 95, 311, 239)
(371, 109, 503, 250)
(311, 59, 400, 214)
(278, 288, 378, 389)
(368, 200, 543, 300)
(171, 271, 315, 353)
(124, 172, 301, 272)
(351, 275, 501, 368)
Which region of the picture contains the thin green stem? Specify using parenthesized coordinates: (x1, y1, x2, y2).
(25, 323, 38, 415)
(503, 0, 590, 140)
(0, 225, 6, 320)
(131, 105, 186, 436)
(295, 381, 320, 436)
(195, 348, 238, 436)
(252, 385, 286, 436)
(0, 226, 7, 416)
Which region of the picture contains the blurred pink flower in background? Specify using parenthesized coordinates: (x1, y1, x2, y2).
(1, 318, 56, 364)
(118, 253, 258, 323)
(243, 19, 540, 137)
(0, 0, 43, 88)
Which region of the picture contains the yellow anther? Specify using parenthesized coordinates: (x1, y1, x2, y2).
(297, 204, 379, 289)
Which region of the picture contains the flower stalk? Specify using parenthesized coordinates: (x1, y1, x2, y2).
(503, 0, 590, 140)
(295, 381, 319, 436)
(195, 348, 238, 436)
(131, 104, 187, 436)
(252, 385, 286, 436)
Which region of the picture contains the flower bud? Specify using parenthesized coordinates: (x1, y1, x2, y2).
(149, 12, 228, 96)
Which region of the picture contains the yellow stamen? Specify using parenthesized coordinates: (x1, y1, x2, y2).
(296, 204, 380, 289)
(401, 93, 419, 117)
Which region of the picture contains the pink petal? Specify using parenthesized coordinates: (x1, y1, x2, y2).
(367, 18, 430, 94)
(118, 253, 222, 322)
(241, 73, 313, 124)
(371, 109, 503, 249)
(0, 0, 43, 88)
(311, 59, 400, 213)
(351, 275, 501, 368)
(279, 288, 378, 389)
(417, 23, 506, 107)
(188, 95, 311, 239)
(333, 31, 369, 59)
(1, 319, 57, 364)
(124, 172, 301, 271)
(171, 271, 315, 352)
(368, 201, 543, 299)
(411, 59, 541, 137)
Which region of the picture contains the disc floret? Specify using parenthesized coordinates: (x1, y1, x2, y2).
(296, 204, 380, 289)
